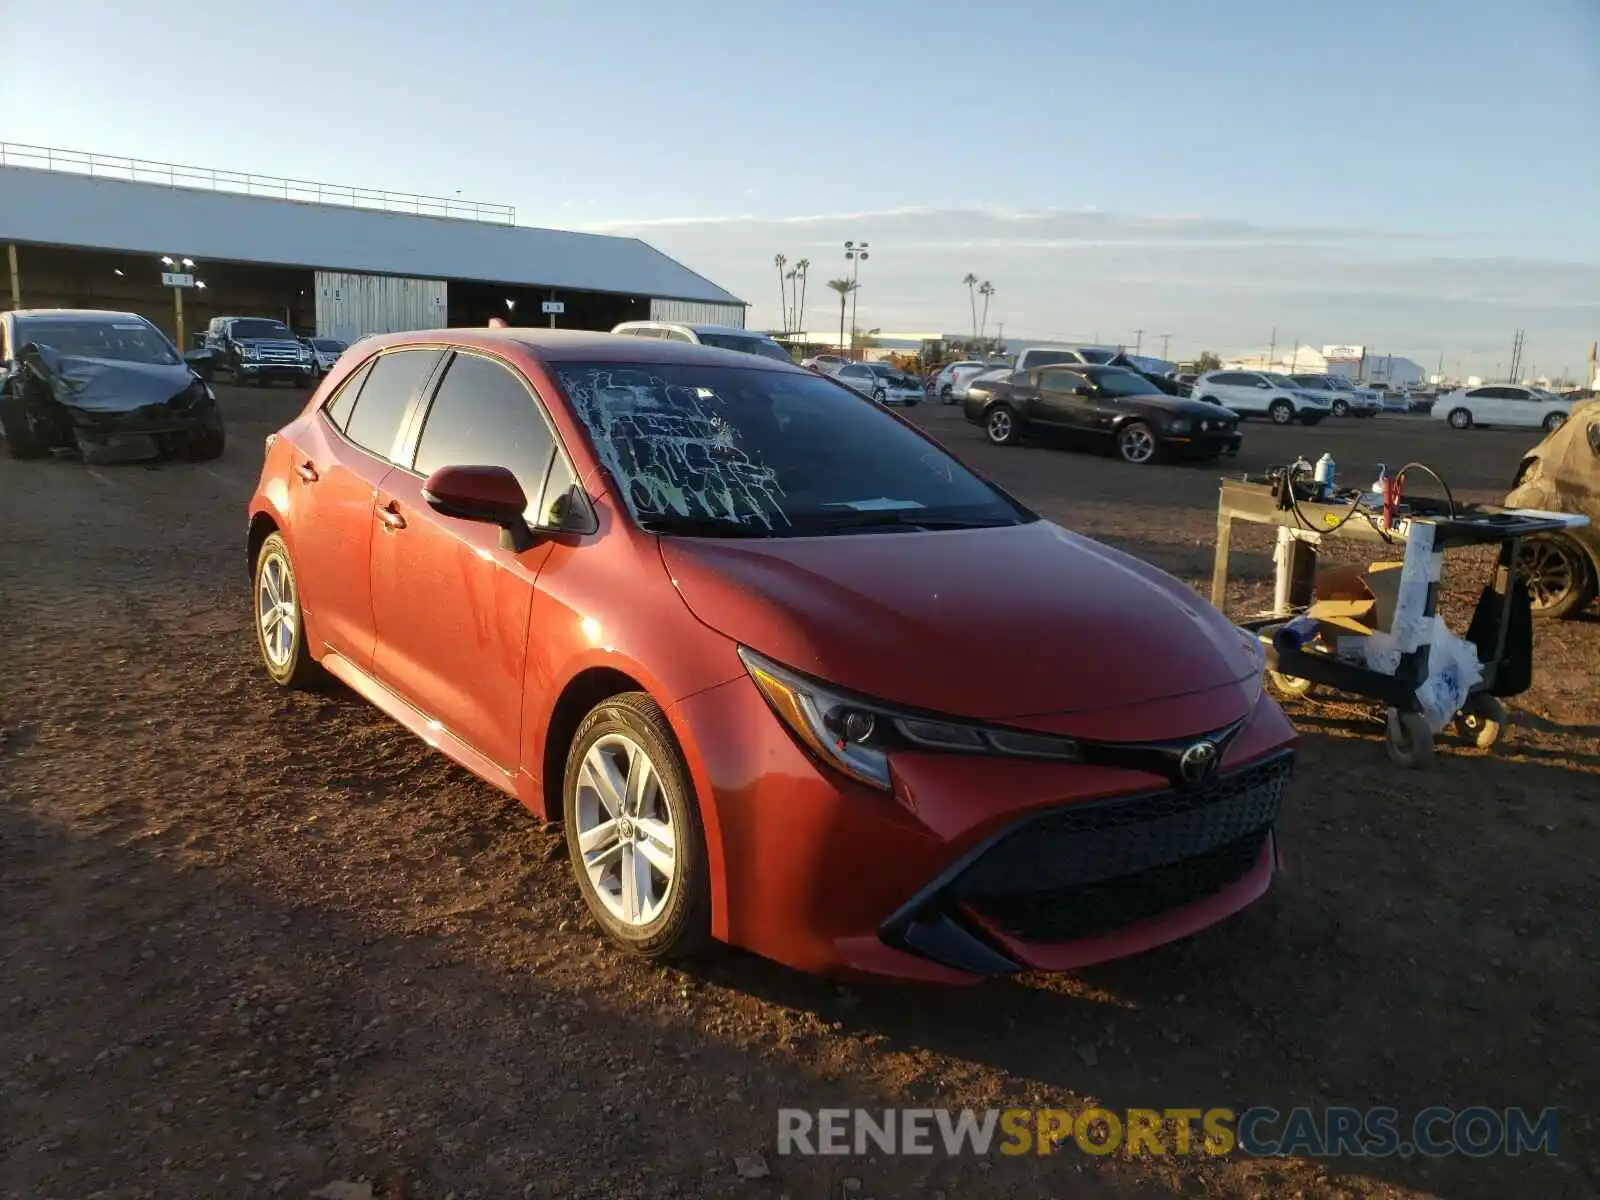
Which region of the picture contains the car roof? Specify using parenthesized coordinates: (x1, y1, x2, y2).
(11, 307, 148, 323)
(615, 321, 767, 337)
(355, 327, 804, 369)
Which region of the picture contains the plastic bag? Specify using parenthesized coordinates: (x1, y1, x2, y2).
(1413, 617, 1485, 731)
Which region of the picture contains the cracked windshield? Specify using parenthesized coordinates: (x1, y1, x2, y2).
(0, 2, 1594, 1199)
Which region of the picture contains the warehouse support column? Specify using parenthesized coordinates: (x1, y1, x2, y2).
(7, 243, 19, 310)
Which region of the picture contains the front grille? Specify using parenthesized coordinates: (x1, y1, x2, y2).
(948, 752, 1291, 900)
(254, 342, 303, 364)
(967, 829, 1269, 942)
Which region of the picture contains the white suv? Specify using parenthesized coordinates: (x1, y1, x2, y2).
(1290, 373, 1381, 418)
(610, 321, 792, 363)
(1193, 370, 1330, 425)
(932, 360, 1001, 403)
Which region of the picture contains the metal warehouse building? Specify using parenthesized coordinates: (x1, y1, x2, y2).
(0, 144, 745, 348)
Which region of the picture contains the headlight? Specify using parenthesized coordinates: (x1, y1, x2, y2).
(738, 647, 1081, 792)
(240, 345, 258, 359)
(1167, 418, 1193, 434)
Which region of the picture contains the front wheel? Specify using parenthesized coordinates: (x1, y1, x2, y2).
(1543, 411, 1567, 433)
(1448, 407, 1472, 429)
(563, 692, 711, 960)
(187, 405, 226, 461)
(1115, 420, 1158, 465)
(1517, 533, 1597, 618)
(871, 388, 887, 404)
(253, 532, 319, 689)
(1269, 399, 1295, 425)
(1332, 398, 1350, 418)
(985, 405, 1020, 446)
(0, 394, 47, 459)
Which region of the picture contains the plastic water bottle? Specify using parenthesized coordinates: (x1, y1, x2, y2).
(1314, 453, 1336, 498)
(1368, 463, 1387, 507)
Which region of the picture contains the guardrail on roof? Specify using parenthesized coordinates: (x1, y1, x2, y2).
(0, 142, 516, 226)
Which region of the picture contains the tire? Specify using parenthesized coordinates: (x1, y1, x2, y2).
(0, 394, 47, 459)
(252, 532, 319, 689)
(1385, 709, 1434, 768)
(1332, 398, 1350, 417)
(871, 388, 887, 405)
(187, 405, 226, 461)
(1269, 399, 1295, 425)
(1543, 411, 1567, 433)
(1448, 407, 1472, 429)
(1115, 420, 1158, 465)
(563, 692, 711, 961)
(1454, 694, 1507, 750)
(1268, 671, 1316, 700)
(1517, 533, 1597, 619)
(985, 405, 1020, 446)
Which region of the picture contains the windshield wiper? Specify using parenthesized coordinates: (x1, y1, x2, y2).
(799, 510, 1009, 534)
(637, 514, 786, 538)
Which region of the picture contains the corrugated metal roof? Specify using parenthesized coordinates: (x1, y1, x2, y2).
(0, 165, 744, 306)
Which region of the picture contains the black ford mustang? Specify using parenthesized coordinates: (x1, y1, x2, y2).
(0, 309, 225, 464)
(962, 363, 1242, 465)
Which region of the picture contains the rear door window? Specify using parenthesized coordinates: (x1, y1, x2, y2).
(342, 348, 443, 461)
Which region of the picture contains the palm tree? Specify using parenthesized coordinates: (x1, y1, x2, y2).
(978, 281, 995, 340)
(773, 254, 789, 332)
(794, 259, 811, 335)
(785, 267, 799, 336)
(826, 278, 858, 357)
(962, 273, 979, 339)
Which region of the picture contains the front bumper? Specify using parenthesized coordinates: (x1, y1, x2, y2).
(1167, 430, 1243, 457)
(237, 361, 315, 380)
(669, 674, 1297, 983)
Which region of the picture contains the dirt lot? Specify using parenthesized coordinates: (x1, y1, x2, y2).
(2, 385, 1597, 1200)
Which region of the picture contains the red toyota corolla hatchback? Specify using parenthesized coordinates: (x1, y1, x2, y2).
(247, 330, 1296, 983)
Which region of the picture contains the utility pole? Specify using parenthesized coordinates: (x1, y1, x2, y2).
(1132, 329, 1144, 356)
(1158, 333, 1171, 360)
(1266, 327, 1276, 368)
(1436, 350, 1444, 383)
(843, 240, 868, 359)
(1507, 329, 1525, 382)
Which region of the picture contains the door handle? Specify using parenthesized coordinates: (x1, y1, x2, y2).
(294, 460, 319, 483)
(376, 502, 407, 531)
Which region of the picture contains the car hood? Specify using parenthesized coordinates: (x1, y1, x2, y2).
(15, 343, 198, 413)
(659, 519, 1260, 722)
(1126, 395, 1238, 420)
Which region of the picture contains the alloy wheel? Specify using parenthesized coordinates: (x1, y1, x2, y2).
(256, 550, 298, 669)
(987, 408, 1014, 444)
(1449, 408, 1472, 429)
(574, 733, 678, 927)
(1544, 411, 1567, 433)
(1270, 400, 1294, 424)
(1118, 424, 1156, 464)
(1518, 537, 1584, 612)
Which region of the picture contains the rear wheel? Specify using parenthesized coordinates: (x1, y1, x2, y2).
(1269, 399, 1295, 425)
(253, 532, 319, 689)
(985, 405, 1020, 446)
(563, 692, 711, 961)
(1448, 407, 1472, 429)
(1115, 421, 1158, 465)
(1543, 410, 1567, 433)
(1517, 533, 1597, 618)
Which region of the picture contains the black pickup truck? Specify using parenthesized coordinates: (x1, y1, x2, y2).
(204, 316, 316, 387)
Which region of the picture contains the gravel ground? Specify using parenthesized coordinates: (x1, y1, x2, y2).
(1, 385, 1596, 1200)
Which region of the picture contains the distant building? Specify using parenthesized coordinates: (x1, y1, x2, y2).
(1224, 343, 1424, 387)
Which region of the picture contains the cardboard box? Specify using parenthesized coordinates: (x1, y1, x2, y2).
(1306, 560, 1405, 638)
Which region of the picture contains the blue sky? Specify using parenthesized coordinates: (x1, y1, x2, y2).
(3, 0, 1596, 376)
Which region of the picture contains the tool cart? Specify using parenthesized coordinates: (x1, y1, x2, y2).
(1210, 473, 1589, 767)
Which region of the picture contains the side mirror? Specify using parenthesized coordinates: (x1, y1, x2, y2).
(1255, 381, 1270, 389)
(1072, 384, 1092, 396)
(422, 465, 532, 548)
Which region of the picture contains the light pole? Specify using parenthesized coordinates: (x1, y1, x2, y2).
(1159, 333, 1171, 360)
(844, 240, 868, 358)
(1132, 329, 1144, 357)
(160, 256, 196, 347)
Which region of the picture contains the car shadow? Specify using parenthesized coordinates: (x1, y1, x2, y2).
(684, 729, 1599, 1199)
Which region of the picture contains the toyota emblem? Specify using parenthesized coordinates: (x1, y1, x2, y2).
(1179, 740, 1219, 784)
